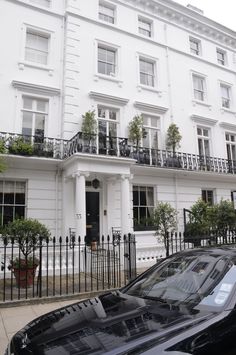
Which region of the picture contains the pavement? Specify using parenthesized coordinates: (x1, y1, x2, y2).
(0, 298, 79, 354)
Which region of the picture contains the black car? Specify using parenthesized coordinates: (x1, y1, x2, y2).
(6, 247, 236, 355)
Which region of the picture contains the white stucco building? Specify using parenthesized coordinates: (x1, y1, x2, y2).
(1, 0, 236, 252)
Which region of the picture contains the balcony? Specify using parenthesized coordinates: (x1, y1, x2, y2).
(1, 131, 236, 175)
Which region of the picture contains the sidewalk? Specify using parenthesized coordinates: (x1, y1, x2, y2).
(0, 299, 78, 354)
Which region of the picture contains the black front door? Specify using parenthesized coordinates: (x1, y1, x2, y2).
(86, 191, 99, 244)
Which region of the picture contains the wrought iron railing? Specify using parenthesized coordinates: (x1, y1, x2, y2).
(0, 234, 136, 303)
(1, 131, 236, 174)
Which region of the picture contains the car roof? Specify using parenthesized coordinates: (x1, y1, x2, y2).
(170, 246, 236, 258)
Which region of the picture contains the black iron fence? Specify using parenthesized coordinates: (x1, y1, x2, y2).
(1, 131, 236, 175)
(0, 234, 136, 303)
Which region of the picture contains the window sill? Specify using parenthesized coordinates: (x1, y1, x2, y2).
(18, 61, 54, 76)
(220, 108, 236, 115)
(192, 100, 211, 109)
(94, 73, 123, 86)
(137, 84, 162, 96)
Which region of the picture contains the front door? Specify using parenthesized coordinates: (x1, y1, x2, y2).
(86, 191, 99, 244)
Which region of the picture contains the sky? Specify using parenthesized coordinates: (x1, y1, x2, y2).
(173, 0, 236, 31)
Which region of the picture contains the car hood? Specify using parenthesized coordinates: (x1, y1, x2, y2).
(11, 291, 213, 354)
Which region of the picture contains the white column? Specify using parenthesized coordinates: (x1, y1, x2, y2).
(120, 175, 132, 235)
(74, 172, 87, 238)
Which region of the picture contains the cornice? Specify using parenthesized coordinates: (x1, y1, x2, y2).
(89, 91, 129, 106)
(191, 114, 218, 126)
(119, 0, 236, 49)
(134, 101, 168, 115)
(219, 122, 236, 132)
(12, 81, 61, 96)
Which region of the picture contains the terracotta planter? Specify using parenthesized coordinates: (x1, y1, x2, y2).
(13, 266, 38, 288)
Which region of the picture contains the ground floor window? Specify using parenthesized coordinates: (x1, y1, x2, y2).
(133, 186, 154, 231)
(0, 181, 26, 225)
(202, 189, 214, 205)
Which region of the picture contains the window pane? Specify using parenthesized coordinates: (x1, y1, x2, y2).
(133, 189, 139, 205)
(3, 206, 14, 225)
(37, 100, 47, 112)
(140, 187, 147, 206)
(23, 97, 33, 110)
(22, 112, 33, 136)
(15, 206, 25, 219)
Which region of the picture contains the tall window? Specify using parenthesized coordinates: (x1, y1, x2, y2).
(0, 181, 26, 226)
(138, 17, 152, 37)
(226, 133, 236, 162)
(202, 190, 214, 205)
(25, 29, 49, 65)
(139, 58, 155, 87)
(98, 106, 118, 153)
(190, 38, 201, 55)
(22, 97, 48, 142)
(98, 45, 116, 76)
(133, 186, 154, 231)
(29, 0, 51, 7)
(217, 49, 226, 66)
(142, 115, 159, 150)
(197, 127, 210, 157)
(221, 84, 231, 109)
(193, 75, 205, 101)
(99, 2, 115, 24)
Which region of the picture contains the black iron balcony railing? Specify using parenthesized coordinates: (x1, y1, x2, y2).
(1, 131, 236, 175)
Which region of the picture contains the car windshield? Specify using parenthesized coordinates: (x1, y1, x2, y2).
(125, 251, 236, 309)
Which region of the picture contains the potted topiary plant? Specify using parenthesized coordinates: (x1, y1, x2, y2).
(81, 110, 97, 153)
(151, 201, 178, 257)
(166, 123, 182, 168)
(0, 218, 50, 288)
(128, 115, 147, 161)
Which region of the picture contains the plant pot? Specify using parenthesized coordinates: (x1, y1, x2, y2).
(13, 266, 38, 288)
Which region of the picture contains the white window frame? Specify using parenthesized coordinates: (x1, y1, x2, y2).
(25, 28, 50, 65)
(0, 180, 27, 226)
(226, 133, 236, 161)
(139, 56, 156, 88)
(192, 74, 206, 102)
(142, 114, 160, 150)
(133, 185, 155, 231)
(201, 189, 214, 205)
(197, 126, 211, 157)
(189, 37, 201, 56)
(96, 42, 119, 78)
(20, 24, 53, 71)
(220, 83, 231, 109)
(98, 1, 116, 24)
(21, 96, 49, 142)
(217, 48, 227, 66)
(138, 16, 152, 38)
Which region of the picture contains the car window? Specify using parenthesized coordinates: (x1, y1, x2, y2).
(125, 253, 234, 309)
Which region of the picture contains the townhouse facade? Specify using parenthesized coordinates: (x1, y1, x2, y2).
(1, 0, 236, 250)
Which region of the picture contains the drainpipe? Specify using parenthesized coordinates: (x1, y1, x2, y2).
(164, 23, 174, 124)
(55, 167, 60, 238)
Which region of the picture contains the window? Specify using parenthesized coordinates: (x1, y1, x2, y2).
(22, 97, 48, 142)
(217, 49, 226, 66)
(0, 181, 26, 226)
(138, 17, 152, 37)
(221, 84, 231, 109)
(190, 37, 201, 56)
(25, 29, 49, 65)
(142, 115, 159, 150)
(133, 186, 154, 231)
(202, 190, 214, 205)
(226, 133, 236, 161)
(197, 127, 210, 157)
(98, 106, 118, 153)
(193, 75, 206, 101)
(29, 0, 51, 7)
(98, 45, 116, 76)
(99, 2, 115, 24)
(139, 58, 155, 87)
